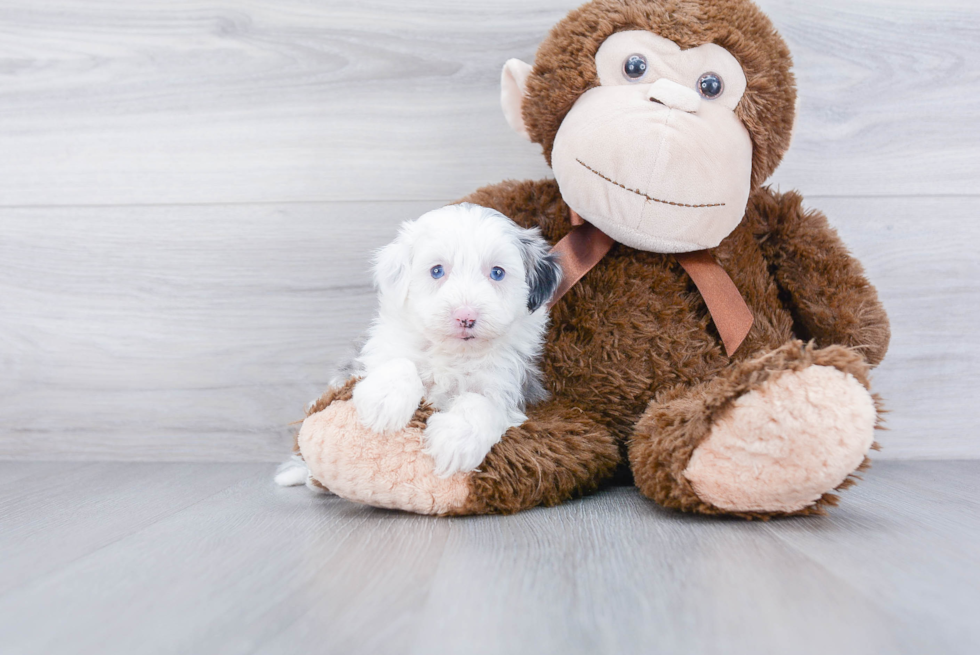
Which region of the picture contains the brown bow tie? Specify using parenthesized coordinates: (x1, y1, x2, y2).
(548, 208, 754, 357)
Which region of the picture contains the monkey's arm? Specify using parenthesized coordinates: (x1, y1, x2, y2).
(748, 187, 890, 366)
(296, 386, 621, 515)
(449, 395, 621, 514)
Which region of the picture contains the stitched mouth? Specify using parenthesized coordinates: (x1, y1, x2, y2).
(576, 159, 725, 209)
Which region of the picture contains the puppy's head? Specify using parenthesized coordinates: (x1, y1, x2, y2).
(374, 203, 561, 346)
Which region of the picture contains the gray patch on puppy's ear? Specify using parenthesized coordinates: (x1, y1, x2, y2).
(518, 229, 562, 312)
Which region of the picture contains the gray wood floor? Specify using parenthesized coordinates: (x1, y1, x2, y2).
(0, 460, 977, 655)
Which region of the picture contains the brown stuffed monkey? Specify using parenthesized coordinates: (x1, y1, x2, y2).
(295, 0, 890, 519)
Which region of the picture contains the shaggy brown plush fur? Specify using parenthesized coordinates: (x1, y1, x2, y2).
(523, 0, 796, 189)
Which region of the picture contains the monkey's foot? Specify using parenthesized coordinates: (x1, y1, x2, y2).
(297, 399, 471, 515)
(683, 364, 877, 514)
(630, 341, 881, 517)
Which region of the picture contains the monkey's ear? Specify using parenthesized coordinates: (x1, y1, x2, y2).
(501, 59, 533, 141)
(373, 237, 412, 306)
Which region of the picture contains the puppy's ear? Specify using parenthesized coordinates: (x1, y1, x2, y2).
(373, 237, 412, 306)
(518, 229, 562, 312)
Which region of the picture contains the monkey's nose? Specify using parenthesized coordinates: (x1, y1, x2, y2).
(648, 78, 701, 113)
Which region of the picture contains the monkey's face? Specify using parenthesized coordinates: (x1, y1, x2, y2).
(550, 31, 752, 253)
(503, 28, 761, 254)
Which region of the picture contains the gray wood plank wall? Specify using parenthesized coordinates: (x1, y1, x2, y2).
(1, 0, 978, 460)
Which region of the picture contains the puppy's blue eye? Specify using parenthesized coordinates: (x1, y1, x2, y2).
(430, 265, 444, 279)
(490, 267, 505, 281)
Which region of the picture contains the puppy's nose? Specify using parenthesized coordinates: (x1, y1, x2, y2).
(452, 307, 478, 329)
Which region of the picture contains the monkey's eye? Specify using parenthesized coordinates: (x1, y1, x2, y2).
(490, 267, 506, 281)
(622, 54, 648, 81)
(430, 265, 445, 279)
(697, 72, 724, 99)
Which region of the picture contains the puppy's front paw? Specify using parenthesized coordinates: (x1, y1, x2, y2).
(423, 412, 487, 477)
(352, 359, 425, 433)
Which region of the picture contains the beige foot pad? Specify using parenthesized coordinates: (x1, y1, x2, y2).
(684, 365, 877, 513)
(297, 400, 470, 515)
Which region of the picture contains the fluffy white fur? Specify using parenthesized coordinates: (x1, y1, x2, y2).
(351, 203, 561, 476)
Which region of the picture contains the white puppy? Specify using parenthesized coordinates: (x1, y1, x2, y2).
(275, 203, 561, 487)
(350, 203, 562, 476)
